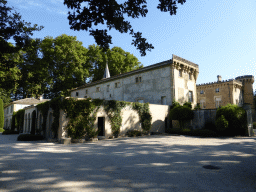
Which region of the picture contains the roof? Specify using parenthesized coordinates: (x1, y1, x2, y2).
(4, 98, 50, 108)
(71, 54, 199, 92)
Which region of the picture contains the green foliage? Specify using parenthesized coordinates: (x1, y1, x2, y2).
(104, 100, 129, 137)
(36, 101, 50, 134)
(0, 128, 4, 132)
(253, 122, 256, 129)
(0, 0, 43, 92)
(63, 98, 100, 139)
(126, 130, 142, 137)
(87, 45, 143, 82)
(0, 99, 4, 128)
(17, 134, 44, 141)
(216, 115, 229, 134)
(194, 103, 201, 110)
(132, 102, 152, 133)
(183, 102, 192, 109)
(49, 97, 62, 138)
(216, 104, 247, 136)
(31, 110, 36, 135)
(169, 105, 194, 129)
(2, 130, 19, 135)
(11, 112, 16, 130)
(170, 99, 181, 110)
(64, 0, 186, 56)
(15, 109, 25, 132)
(203, 121, 216, 132)
(40, 34, 90, 98)
(168, 128, 219, 137)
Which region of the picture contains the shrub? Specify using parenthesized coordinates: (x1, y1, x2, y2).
(0, 99, 3, 128)
(253, 122, 256, 129)
(17, 134, 44, 141)
(0, 128, 4, 132)
(168, 128, 218, 137)
(126, 130, 142, 137)
(183, 102, 192, 109)
(203, 121, 216, 131)
(216, 104, 247, 136)
(216, 115, 229, 135)
(2, 130, 19, 135)
(194, 103, 201, 110)
(169, 105, 194, 129)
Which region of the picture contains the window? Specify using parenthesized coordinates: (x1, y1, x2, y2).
(76, 92, 79, 96)
(215, 88, 219, 93)
(107, 85, 110, 92)
(189, 73, 192, 80)
(86, 89, 88, 94)
(179, 70, 182, 77)
(136, 77, 142, 83)
(115, 82, 120, 88)
(200, 90, 204, 94)
(96, 87, 100, 92)
(161, 96, 167, 105)
(215, 97, 221, 108)
(188, 91, 193, 102)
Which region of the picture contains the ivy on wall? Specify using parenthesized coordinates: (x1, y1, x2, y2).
(15, 109, 25, 132)
(132, 102, 152, 133)
(36, 101, 50, 135)
(103, 100, 129, 137)
(35, 97, 153, 139)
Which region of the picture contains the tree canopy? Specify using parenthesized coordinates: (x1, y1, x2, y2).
(0, 0, 43, 92)
(63, 0, 187, 56)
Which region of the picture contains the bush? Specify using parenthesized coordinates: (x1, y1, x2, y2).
(253, 122, 256, 129)
(216, 115, 229, 135)
(216, 104, 247, 136)
(2, 130, 19, 135)
(0, 128, 4, 132)
(168, 128, 218, 137)
(126, 130, 142, 137)
(203, 121, 216, 131)
(169, 105, 194, 129)
(17, 134, 44, 141)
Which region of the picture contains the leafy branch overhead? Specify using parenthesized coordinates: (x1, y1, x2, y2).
(64, 0, 187, 56)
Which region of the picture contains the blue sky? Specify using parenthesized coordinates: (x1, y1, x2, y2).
(6, 0, 256, 92)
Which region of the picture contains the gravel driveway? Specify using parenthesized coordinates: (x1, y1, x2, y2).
(0, 133, 256, 192)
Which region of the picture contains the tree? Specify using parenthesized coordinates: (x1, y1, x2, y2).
(87, 45, 143, 82)
(0, 88, 12, 106)
(64, 0, 187, 56)
(0, 0, 44, 92)
(40, 34, 90, 98)
(0, 99, 4, 128)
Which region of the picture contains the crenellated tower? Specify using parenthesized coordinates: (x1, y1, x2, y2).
(235, 75, 255, 113)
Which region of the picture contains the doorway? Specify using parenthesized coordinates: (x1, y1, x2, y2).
(98, 117, 105, 136)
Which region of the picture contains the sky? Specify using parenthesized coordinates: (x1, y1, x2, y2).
(6, 0, 256, 92)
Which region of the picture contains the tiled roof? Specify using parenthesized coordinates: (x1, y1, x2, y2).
(4, 98, 50, 108)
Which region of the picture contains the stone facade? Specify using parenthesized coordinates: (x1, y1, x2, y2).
(196, 75, 254, 112)
(71, 55, 199, 108)
(3, 98, 48, 130)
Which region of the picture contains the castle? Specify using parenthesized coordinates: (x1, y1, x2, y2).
(3, 55, 255, 139)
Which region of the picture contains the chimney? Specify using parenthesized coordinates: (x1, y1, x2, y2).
(217, 75, 222, 82)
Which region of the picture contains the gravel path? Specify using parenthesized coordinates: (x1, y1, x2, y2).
(1, 133, 256, 192)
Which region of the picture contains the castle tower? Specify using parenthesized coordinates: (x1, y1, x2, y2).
(235, 75, 255, 116)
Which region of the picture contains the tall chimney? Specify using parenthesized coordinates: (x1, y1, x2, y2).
(217, 75, 222, 82)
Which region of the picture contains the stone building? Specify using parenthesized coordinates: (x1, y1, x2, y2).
(3, 97, 48, 130)
(70, 54, 199, 108)
(196, 75, 254, 111)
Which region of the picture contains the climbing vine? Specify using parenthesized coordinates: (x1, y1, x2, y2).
(103, 100, 129, 137)
(36, 101, 50, 134)
(132, 102, 152, 133)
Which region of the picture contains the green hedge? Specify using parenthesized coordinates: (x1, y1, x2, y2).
(17, 134, 44, 141)
(2, 130, 19, 135)
(126, 130, 142, 137)
(168, 128, 219, 137)
(0, 128, 5, 132)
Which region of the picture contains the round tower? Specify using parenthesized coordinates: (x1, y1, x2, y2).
(235, 75, 255, 112)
